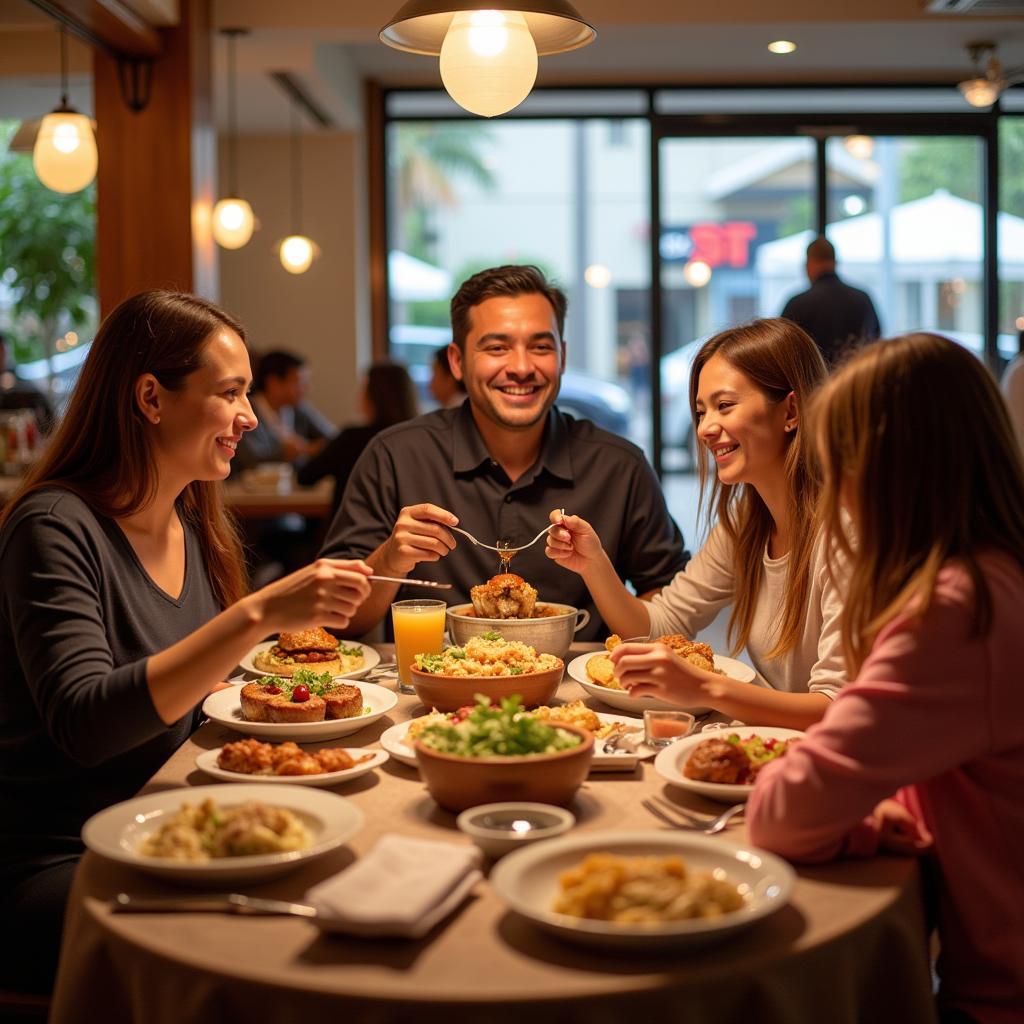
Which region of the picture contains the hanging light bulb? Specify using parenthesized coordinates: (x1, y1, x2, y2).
(212, 196, 255, 249)
(277, 98, 318, 275)
(380, 2, 595, 117)
(439, 11, 537, 117)
(279, 235, 315, 274)
(213, 28, 256, 249)
(33, 26, 97, 194)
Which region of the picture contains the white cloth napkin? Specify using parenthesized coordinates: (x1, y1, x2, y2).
(305, 834, 483, 938)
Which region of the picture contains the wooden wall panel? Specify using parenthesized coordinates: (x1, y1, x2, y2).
(94, 0, 215, 316)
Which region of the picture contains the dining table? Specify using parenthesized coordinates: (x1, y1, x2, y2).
(49, 644, 938, 1024)
(221, 478, 334, 520)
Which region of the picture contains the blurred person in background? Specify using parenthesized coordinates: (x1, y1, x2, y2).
(1000, 328, 1024, 456)
(0, 332, 55, 436)
(299, 362, 419, 517)
(233, 349, 334, 472)
(429, 345, 466, 409)
(781, 235, 881, 366)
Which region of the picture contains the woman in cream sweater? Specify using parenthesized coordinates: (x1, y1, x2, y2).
(546, 318, 844, 730)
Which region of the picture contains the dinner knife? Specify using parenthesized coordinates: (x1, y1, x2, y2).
(111, 892, 318, 919)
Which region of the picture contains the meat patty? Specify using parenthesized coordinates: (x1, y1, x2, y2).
(683, 738, 751, 785)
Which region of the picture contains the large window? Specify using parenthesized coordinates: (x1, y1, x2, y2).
(383, 87, 1015, 483)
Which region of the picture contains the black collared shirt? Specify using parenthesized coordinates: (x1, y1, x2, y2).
(320, 403, 689, 640)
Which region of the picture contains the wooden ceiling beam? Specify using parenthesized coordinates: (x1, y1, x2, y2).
(26, 0, 163, 59)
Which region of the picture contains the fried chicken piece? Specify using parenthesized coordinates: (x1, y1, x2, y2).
(470, 573, 538, 619)
(217, 738, 275, 775)
(268, 742, 306, 770)
(683, 738, 751, 785)
(313, 748, 371, 773)
(655, 635, 717, 673)
(275, 752, 324, 776)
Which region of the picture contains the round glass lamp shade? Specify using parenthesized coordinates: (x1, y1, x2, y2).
(958, 77, 1001, 107)
(32, 110, 97, 193)
(280, 234, 315, 274)
(439, 11, 538, 117)
(212, 197, 256, 249)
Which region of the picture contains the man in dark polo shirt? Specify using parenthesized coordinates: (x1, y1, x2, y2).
(781, 235, 881, 365)
(320, 264, 689, 640)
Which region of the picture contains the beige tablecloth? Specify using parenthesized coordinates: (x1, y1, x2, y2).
(51, 645, 937, 1024)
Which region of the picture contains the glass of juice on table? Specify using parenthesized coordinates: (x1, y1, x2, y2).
(643, 709, 695, 748)
(392, 599, 447, 695)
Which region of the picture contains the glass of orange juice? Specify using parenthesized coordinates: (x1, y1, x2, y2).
(391, 599, 447, 695)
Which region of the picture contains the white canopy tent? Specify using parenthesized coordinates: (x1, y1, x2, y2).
(388, 250, 452, 303)
(757, 190, 1024, 347)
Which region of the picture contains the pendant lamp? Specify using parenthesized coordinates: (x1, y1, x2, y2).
(33, 25, 98, 194)
(278, 100, 317, 275)
(212, 28, 256, 249)
(379, 2, 596, 118)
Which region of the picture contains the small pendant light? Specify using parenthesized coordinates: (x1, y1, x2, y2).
(212, 28, 256, 249)
(278, 99, 317, 274)
(33, 25, 98, 194)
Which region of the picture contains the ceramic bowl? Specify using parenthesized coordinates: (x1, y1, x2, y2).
(456, 802, 576, 859)
(445, 603, 589, 661)
(414, 723, 594, 812)
(408, 661, 564, 712)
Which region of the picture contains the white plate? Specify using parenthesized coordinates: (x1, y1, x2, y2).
(653, 726, 805, 803)
(82, 783, 363, 885)
(378, 711, 650, 772)
(202, 681, 397, 741)
(195, 747, 389, 787)
(566, 651, 756, 714)
(490, 829, 794, 949)
(239, 640, 381, 681)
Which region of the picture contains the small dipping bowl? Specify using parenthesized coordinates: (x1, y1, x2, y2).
(456, 802, 575, 859)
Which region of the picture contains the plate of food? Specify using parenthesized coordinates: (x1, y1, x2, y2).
(195, 739, 389, 787)
(381, 701, 650, 772)
(240, 627, 380, 680)
(567, 634, 756, 714)
(490, 829, 794, 949)
(654, 726, 805, 802)
(202, 676, 397, 741)
(81, 783, 364, 884)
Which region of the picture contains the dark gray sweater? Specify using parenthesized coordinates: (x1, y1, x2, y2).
(0, 488, 221, 857)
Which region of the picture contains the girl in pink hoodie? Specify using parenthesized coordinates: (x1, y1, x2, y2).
(748, 333, 1024, 1024)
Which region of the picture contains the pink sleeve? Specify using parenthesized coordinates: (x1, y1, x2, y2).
(747, 576, 991, 863)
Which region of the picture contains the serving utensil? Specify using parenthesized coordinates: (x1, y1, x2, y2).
(369, 575, 452, 589)
(641, 797, 745, 835)
(450, 510, 565, 556)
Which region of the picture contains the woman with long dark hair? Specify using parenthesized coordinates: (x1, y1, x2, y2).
(748, 333, 1024, 1024)
(547, 318, 845, 729)
(298, 361, 419, 514)
(0, 290, 372, 993)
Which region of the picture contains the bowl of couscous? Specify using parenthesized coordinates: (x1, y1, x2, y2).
(408, 632, 565, 711)
(446, 602, 589, 661)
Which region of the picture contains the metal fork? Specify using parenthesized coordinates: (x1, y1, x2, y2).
(641, 797, 745, 835)
(450, 520, 561, 561)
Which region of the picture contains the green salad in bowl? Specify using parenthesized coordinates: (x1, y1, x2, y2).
(419, 695, 582, 758)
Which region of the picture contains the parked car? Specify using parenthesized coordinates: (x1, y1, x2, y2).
(390, 323, 631, 435)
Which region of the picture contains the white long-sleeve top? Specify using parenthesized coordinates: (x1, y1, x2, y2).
(644, 525, 847, 698)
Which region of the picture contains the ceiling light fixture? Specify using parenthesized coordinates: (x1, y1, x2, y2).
(278, 98, 317, 275)
(767, 40, 797, 55)
(957, 41, 1023, 108)
(33, 24, 97, 194)
(843, 134, 875, 160)
(380, 2, 596, 118)
(212, 28, 256, 250)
